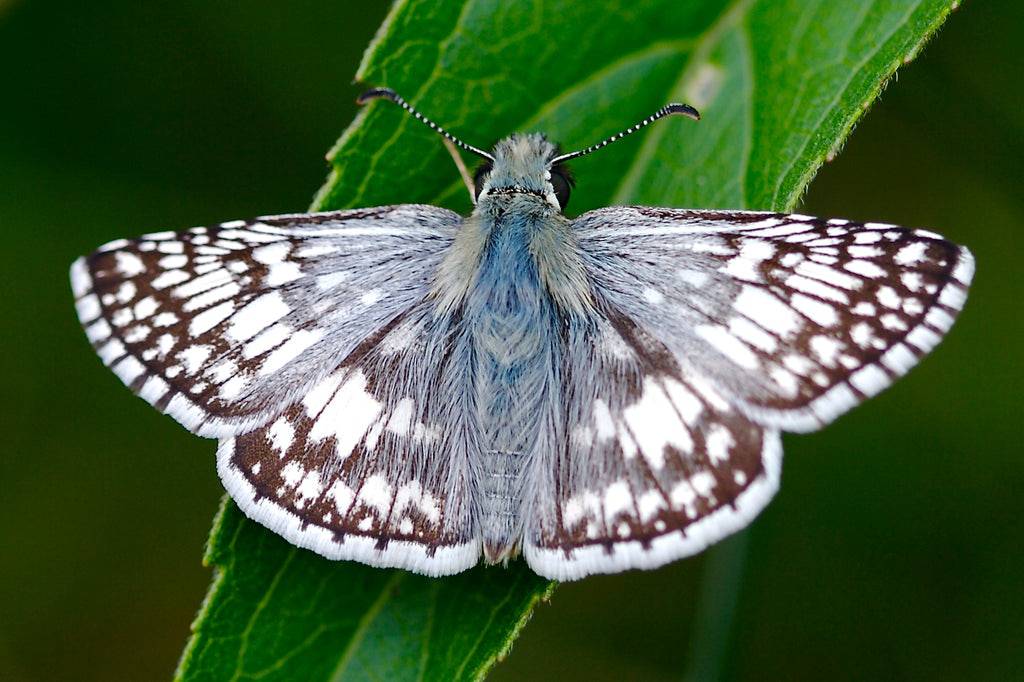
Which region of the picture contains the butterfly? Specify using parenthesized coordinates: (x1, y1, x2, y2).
(71, 88, 974, 580)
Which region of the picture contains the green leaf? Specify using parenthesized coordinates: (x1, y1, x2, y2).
(176, 498, 551, 681)
(176, 1, 957, 679)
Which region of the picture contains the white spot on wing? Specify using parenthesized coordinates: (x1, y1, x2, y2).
(729, 316, 777, 353)
(361, 289, 385, 305)
(243, 323, 291, 359)
(174, 269, 233, 299)
(678, 269, 709, 287)
(252, 242, 291, 264)
(151, 269, 189, 290)
(159, 254, 188, 270)
(259, 328, 323, 375)
(593, 399, 616, 441)
(850, 365, 889, 397)
(280, 461, 304, 488)
(133, 296, 159, 319)
(268, 417, 294, 455)
(877, 286, 902, 310)
(695, 324, 760, 369)
(75, 294, 101, 322)
(895, 241, 927, 265)
(381, 319, 418, 354)
(705, 424, 734, 464)
(116, 281, 137, 303)
(810, 335, 842, 366)
(720, 239, 774, 282)
(785, 274, 849, 303)
(642, 287, 664, 304)
(178, 344, 213, 374)
(302, 371, 345, 416)
(734, 286, 800, 337)
(386, 397, 415, 436)
(316, 271, 349, 290)
(603, 481, 633, 525)
(790, 294, 838, 326)
(852, 301, 876, 316)
(295, 471, 320, 506)
(662, 378, 702, 425)
(115, 251, 145, 276)
(309, 369, 382, 459)
(637, 490, 665, 523)
(228, 292, 290, 342)
(265, 261, 303, 286)
(218, 374, 248, 400)
(623, 378, 694, 468)
(182, 282, 242, 313)
(795, 261, 861, 290)
(844, 260, 886, 278)
(188, 300, 234, 336)
(329, 481, 355, 515)
(357, 474, 392, 517)
(70, 259, 92, 297)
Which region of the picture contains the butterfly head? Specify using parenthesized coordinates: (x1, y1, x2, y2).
(472, 134, 574, 211)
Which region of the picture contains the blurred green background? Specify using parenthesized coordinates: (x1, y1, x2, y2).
(1, 2, 1021, 681)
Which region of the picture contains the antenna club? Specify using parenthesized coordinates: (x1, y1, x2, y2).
(356, 87, 402, 106)
(663, 102, 704, 120)
(666, 103, 701, 121)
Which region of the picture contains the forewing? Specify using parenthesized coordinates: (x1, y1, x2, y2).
(573, 208, 974, 432)
(523, 303, 781, 581)
(70, 205, 460, 437)
(217, 301, 481, 576)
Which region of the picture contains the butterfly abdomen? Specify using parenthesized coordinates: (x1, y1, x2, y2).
(464, 211, 569, 562)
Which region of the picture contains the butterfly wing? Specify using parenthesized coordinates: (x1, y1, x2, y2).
(72, 206, 481, 575)
(217, 300, 481, 575)
(523, 208, 972, 580)
(70, 205, 460, 437)
(523, 301, 782, 580)
(572, 208, 974, 431)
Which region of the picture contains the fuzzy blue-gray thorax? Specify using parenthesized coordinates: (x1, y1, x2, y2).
(432, 133, 591, 318)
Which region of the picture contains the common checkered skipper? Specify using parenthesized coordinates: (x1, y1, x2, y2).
(71, 89, 973, 580)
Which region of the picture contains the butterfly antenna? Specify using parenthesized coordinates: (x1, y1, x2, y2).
(550, 103, 700, 164)
(358, 88, 495, 162)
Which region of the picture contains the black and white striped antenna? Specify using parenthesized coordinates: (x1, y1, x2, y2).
(358, 88, 699, 168)
(550, 103, 700, 164)
(358, 88, 495, 162)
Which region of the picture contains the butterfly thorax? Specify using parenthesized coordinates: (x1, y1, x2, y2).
(432, 134, 593, 316)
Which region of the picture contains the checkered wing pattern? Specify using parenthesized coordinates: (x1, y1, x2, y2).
(70, 205, 460, 438)
(575, 208, 974, 430)
(523, 208, 973, 580)
(72, 205, 485, 574)
(524, 303, 781, 580)
(216, 302, 481, 575)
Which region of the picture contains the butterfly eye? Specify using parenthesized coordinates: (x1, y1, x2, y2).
(550, 167, 573, 209)
(473, 161, 493, 200)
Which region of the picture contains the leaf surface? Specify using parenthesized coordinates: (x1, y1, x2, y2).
(177, 1, 957, 679)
